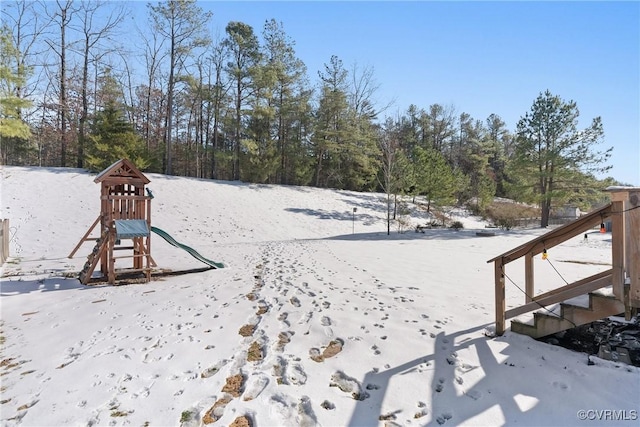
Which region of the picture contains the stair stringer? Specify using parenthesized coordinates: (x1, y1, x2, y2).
(511, 292, 625, 339)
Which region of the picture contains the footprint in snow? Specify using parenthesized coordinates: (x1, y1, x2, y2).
(297, 396, 319, 427)
(552, 381, 569, 390)
(200, 359, 229, 379)
(320, 400, 335, 410)
(298, 311, 313, 325)
(278, 311, 290, 327)
(275, 331, 294, 353)
(329, 370, 368, 401)
(243, 373, 269, 401)
(436, 412, 453, 425)
(131, 385, 151, 399)
(465, 389, 482, 400)
(273, 356, 288, 385)
(288, 363, 308, 385)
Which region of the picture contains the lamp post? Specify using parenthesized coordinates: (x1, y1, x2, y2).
(352, 207, 357, 234)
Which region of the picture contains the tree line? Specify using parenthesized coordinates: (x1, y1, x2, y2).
(1, 0, 618, 227)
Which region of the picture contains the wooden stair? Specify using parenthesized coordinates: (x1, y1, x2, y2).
(511, 292, 625, 339)
(78, 231, 109, 284)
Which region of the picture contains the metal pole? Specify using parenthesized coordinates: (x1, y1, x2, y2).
(352, 207, 357, 234)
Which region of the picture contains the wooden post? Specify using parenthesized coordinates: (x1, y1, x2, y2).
(627, 190, 640, 308)
(611, 200, 625, 300)
(108, 232, 115, 284)
(525, 252, 534, 303)
(0, 219, 8, 264)
(495, 259, 506, 335)
(607, 187, 640, 311)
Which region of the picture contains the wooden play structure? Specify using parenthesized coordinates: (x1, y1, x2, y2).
(70, 159, 155, 284)
(490, 187, 640, 338)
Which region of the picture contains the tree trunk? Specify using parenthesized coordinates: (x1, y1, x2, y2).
(165, 32, 176, 175)
(387, 191, 391, 235)
(77, 37, 90, 168)
(393, 193, 398, 220)
(233, 78, 241, 180)
(59, 5, 67, 167)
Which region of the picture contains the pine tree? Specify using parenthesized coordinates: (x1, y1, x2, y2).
(510, 90, 611, 227)
(414, 146, 459, 213)
(0, 25, 32, 157)
(85, 103, 150, 172)
(313, 55, 351, 188)
(223, 21, 260, 181)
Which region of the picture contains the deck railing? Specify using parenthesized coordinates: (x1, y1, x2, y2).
(489, 187, 640, 336)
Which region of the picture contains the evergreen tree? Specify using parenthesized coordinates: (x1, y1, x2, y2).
(414, 146, 459, 213)
(313, 55, 351, 188)
(0, 26, 31, 139)
(485, 113, 511, 197)
(379, 118, 413, 234)
(261, 19, 310, 185)
(456, 112, 492, 204)
(223, 21, 260, 181)
(85, 102, 150, 172)
(0, 25, 32, 163)
(510, 90, 612, 227)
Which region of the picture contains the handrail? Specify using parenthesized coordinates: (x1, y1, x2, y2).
(488, 203, 613, 265)
(490, 186, 640, 336)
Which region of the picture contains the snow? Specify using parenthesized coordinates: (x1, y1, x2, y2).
(1, 165, 638, 427)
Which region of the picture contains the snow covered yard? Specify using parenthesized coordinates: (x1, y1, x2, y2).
(1, 166, 638, 426)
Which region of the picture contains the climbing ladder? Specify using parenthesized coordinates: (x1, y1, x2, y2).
(78, 230, 109, 285)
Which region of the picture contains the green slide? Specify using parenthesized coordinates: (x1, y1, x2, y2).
(151, 226, 224, 269)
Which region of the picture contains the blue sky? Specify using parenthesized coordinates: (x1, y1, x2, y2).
(115, 1, 640, 184)
(185, 1, 638, 183)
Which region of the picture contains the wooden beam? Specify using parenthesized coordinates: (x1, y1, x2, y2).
(627, 191, 640, 307)
(611, 200, 625, 299)
(97, 177, 147, 186)
(525, 253, 534, 303)
(532, 269, 613, 301)
(101, 195, 150, 201)
(495, 259, 506, 336)
(69, 215, 101, 258)
(607, 186, 640, 202)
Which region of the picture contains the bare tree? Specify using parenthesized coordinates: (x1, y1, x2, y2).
(148, 0, 212, 175)
(378, 118, 408, 235)
(349, 62, 388, 121)
(72, 0, 125, 168)
(136, 22, 166, 154)
(44, 0, 77, 166)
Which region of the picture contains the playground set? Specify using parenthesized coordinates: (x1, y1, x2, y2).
(69, 159, 223, 285)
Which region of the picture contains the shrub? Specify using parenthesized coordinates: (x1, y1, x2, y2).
(396, 216, 411, 234)
(450, 221, 464, 230)
(483, 201, 538, 230)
